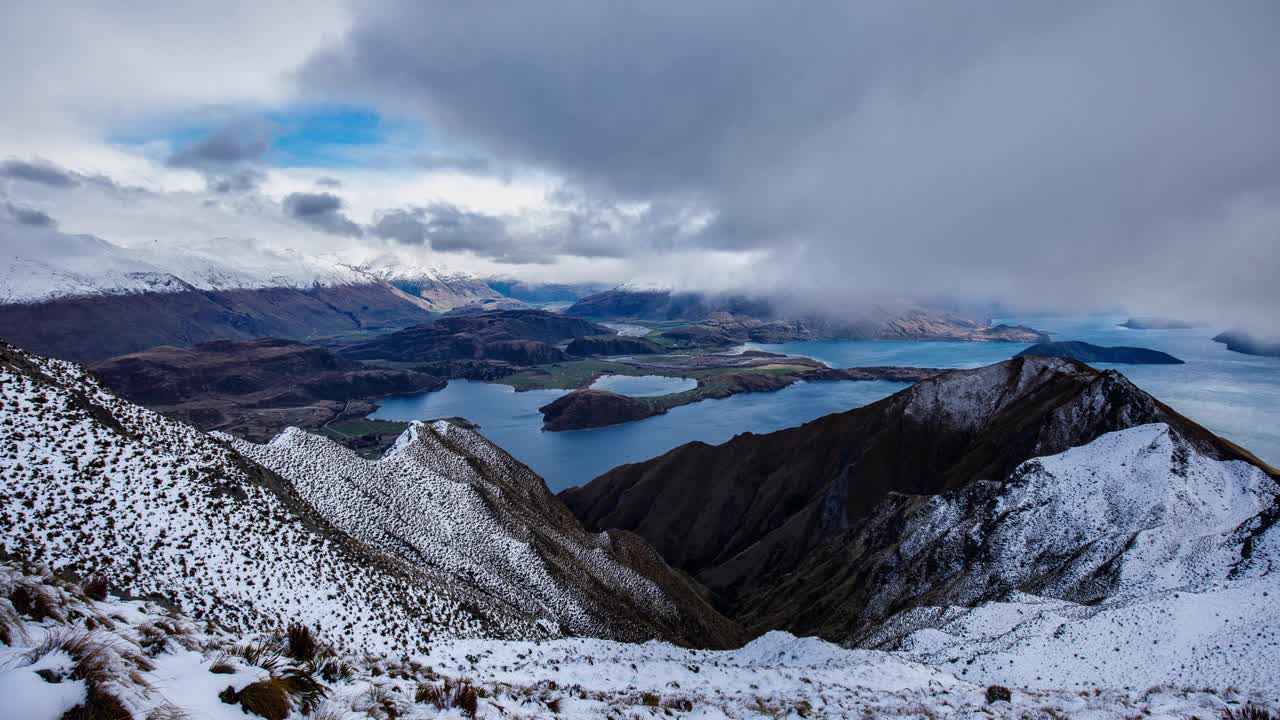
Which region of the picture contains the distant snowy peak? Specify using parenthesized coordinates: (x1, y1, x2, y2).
(0, 226, 490, 304)
(616, 279, 674, 293)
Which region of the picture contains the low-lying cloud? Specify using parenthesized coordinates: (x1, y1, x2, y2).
(302, 1, 1280, 331)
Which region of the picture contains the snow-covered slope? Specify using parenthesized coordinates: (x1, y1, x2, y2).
(0, 341, 535, 651)
(0, 341, 733, 655)
(5, 562, 1269, 720)
(854, 423, 1280, 690)
(224, 423, 739, 646)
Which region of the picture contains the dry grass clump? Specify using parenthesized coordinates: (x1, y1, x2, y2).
(10, 581, 62, 622)
(208, 654, 238, 674)
(144, 704, 192, 720)
(986, 685, 1013, 703)
(286, 623, 319, 663)
(1223, 706, 1280, 720)
(415, 677, 480, 718)
(24, 630, 138, 720)
(61, 683, 132, 720)
(232, 637, 283, 671)
(82, 573, 109, 601)
(226, 669, 329, 720)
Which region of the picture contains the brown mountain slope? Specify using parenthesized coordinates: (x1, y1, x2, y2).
(0, 282, 438, 362)
(340, 309, 612, 363)
(90, 337, 441, 441)
(560, 357, 1274, 629)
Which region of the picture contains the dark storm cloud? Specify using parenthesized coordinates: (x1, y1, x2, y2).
(168, 120, 273, 169)
(0, 159, 79, 188)
(283, 191, 363, 237)
(371, 204, 541, 263)
(303, 1, 1280, 331)
(168, 120, 273, 193)
(3, 202, 56, 227)
(370, 199, 683, 263)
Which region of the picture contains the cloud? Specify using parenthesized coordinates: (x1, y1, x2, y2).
(283, 191, 362, 237)
(413, 153, 493, 175)
(314, 176, 342, 188)
(369, 197, 706, 265)
(168, 121, 273, 169)
(302, 1, 1280, 331)
(0, 159, 79, 188)
(3, 201, 56, 227)
(167, 120, 274, 193)
(371, 203, 535, 262)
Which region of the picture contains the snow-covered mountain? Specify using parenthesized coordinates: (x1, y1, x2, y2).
(0, 228, 377, 304)
(0, 340, 735, 656)
(857, 422, 1279, 690)
(3, 342, 1279, 715)
(0, 229, 511, 360)
(565, 356, 1280, 695)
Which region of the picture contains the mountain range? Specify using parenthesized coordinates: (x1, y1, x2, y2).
(562, 356, 1280, 689)
(1, 340, 1277, 715)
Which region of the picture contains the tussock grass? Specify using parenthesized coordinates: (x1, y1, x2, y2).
(415, 677, 480, 718)
(208, 654, 237, 674)
(1223, 707, 1280, 720)
(62, 683, 132, 720)
(82, 573, 109, 602)
(231, 637, 282, 671)
(232, 669, 329, 720)
(286, 623, 319, 663)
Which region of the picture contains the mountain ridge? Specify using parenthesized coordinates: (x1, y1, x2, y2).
(0, 339, 742, 653)
(561, 356, 1276, 629)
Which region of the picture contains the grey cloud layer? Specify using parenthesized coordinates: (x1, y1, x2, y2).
(283, 191, 363, 237)
(1, 159, 80, 188)
(168, 120, 273, 193)
(302, 1, 1280, 328)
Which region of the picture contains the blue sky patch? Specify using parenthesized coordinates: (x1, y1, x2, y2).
(112, 104, 431, 170)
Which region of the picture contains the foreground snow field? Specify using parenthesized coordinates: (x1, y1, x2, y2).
(2, 563, 1274, 720)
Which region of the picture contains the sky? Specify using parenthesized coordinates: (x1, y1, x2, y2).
(1, 1, 1278, 329)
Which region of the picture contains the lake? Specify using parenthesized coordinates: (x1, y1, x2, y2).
(589, 374, 697, 396)
(374, 314, 1280, 491)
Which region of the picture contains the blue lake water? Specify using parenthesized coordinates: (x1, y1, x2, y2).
(589, 374, 698, 396)
(754, 315, 1280, 471)
(374, 314, 1280, 490)
(373, 378, 908, 491)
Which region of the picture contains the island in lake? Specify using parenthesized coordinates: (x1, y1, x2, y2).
(1017, 341, 1184, 365)
(1213, 330, 1280, 358)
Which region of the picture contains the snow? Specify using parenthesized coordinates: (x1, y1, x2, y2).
(0, 649, 86, 720)
(0, 229, 487, 304)
(224, 421, 679, 639)
(0, 342, 537, 651)
(866, 424, 1280, 691)
(3, 342, 1280, 716)
(2, 562, 1270, 719)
